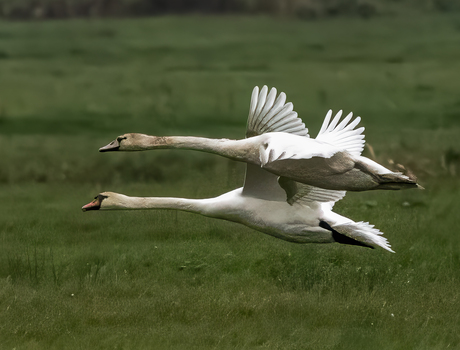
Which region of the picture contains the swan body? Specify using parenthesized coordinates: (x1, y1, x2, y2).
(82, 184, 393, 252)
(99, 86, 420, 192)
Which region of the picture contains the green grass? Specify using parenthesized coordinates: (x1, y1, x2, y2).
(1, 13, 460, 349)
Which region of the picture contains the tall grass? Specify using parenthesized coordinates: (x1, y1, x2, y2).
(1, 14, 460, 349)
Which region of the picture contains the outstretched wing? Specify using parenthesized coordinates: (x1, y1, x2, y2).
(243, 85, 309, 200)
(330, 221, 394, 253)
(242, 87, 361, 204)
(246, 86, 309, 138)
(315, 110, 365, 157)
(278, 176, 346, 207)
(277, 168, 393, 252)
(242, 164, 287, 201)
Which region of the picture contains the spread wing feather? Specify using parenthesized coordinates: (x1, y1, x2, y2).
(316, 110, 366, 157)
(332, 221, 395, 253)
(245, 87, 363, 207)
(278, 177, 346, 206)
(246, 86, 309, 138)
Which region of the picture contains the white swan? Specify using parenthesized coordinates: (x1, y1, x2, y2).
(99, 86, 420, 192)
(83, 116, 395, 252)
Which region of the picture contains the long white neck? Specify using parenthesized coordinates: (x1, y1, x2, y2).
(101, 193, 213, 216)
(129, 135, 260, 163)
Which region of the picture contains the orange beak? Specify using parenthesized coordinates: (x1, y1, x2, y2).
(82, 198, 101, 212)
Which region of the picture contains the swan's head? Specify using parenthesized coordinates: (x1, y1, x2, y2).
(82, 192, 129, 211)
(99, 133, 152, 152)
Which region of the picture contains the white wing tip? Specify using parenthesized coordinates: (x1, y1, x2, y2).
(334, 221, 395, 253)
(316, 109, 366, 157)
(246, 86, 308, 137)
(357, 221, 395, 253)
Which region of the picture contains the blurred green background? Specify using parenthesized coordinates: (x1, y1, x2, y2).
(2, 0, 460, 19)
(1, 3, 460, 349)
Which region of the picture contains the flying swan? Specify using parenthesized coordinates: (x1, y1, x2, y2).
(98, 86, 420, 192)
(83, 111, 395, 252)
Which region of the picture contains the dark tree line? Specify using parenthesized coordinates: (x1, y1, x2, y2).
(0, 0, 459, 20)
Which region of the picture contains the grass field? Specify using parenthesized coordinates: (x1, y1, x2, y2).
(1, 13, 460, 349)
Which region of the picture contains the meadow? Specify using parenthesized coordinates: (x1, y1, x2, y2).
(1, 13, 460, 349)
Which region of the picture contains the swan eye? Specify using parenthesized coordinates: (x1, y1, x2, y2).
(117, 136, 127, 142)
(98, 194, 108, 201)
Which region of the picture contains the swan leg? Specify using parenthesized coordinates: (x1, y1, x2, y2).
(354, 158, 418, 190)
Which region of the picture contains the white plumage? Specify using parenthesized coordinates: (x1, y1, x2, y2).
(84, 95, 396, 252)
(99, 86, 420, 192)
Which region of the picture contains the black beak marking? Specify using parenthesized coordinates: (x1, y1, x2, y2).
(82, 194, 108, 212)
